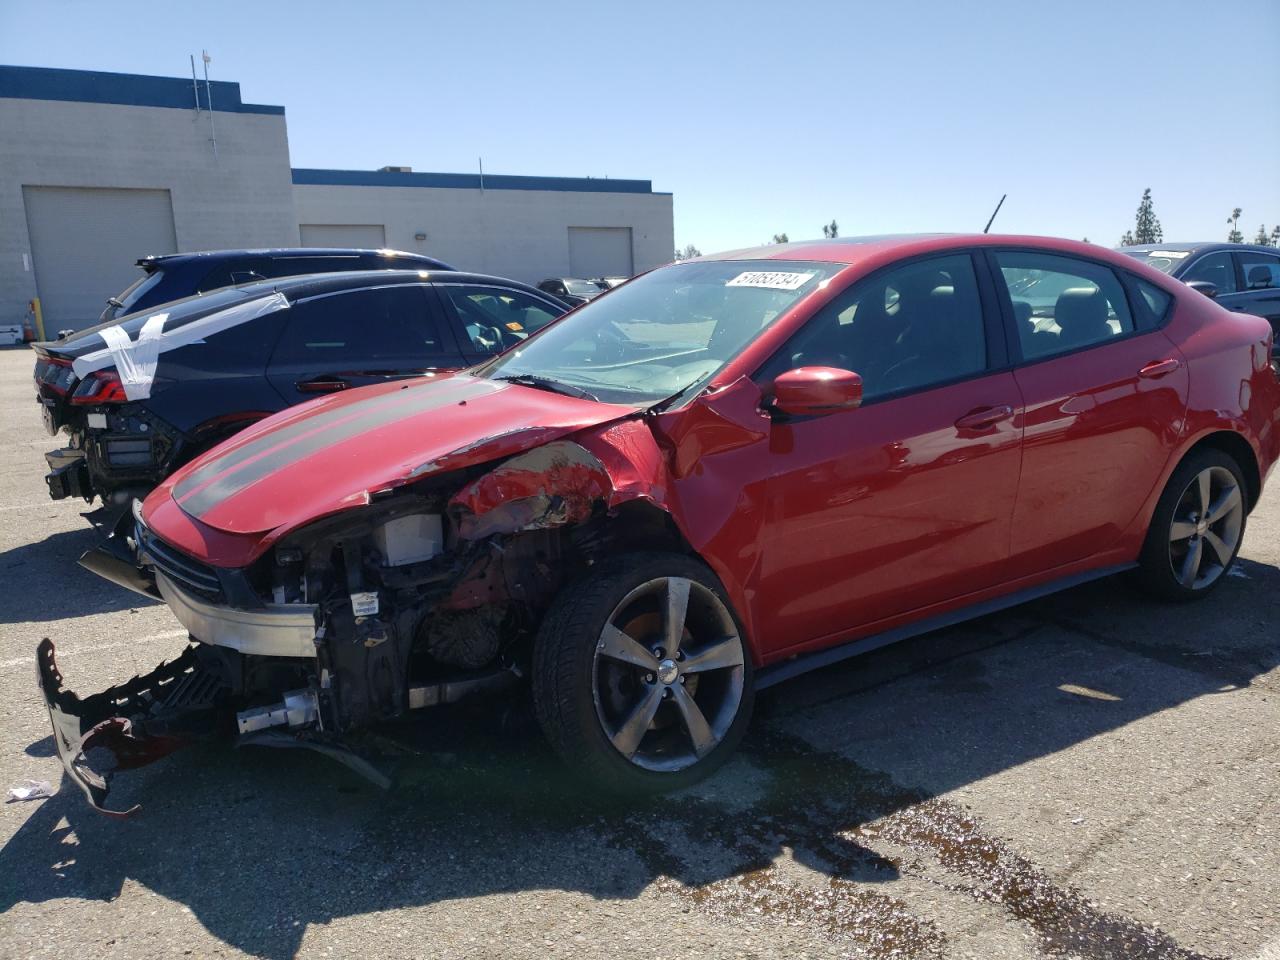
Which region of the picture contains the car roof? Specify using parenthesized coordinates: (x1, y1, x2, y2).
(138, 248, 452, 267)
(696, 233, 1140, 266)
(1118, 242, 1279, 255)
(42, 269, 555, 356)
(207, 268, 551, 305)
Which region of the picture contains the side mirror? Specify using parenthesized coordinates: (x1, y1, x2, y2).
(771, 367, 863, 417)
(1185, 280, 1218, 299)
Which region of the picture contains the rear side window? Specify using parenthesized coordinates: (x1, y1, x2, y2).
(994, 252, 1134, 360)
(1238, 252, 1280, 290)
(161, 309, 290, 374)
(271, 285, 450, 365)
(440, 285, 564, 355)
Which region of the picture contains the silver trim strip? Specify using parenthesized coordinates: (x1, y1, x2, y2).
(156, 571, 318, 658)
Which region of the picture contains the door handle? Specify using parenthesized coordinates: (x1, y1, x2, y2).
(954, 404, 1014, 431)
(295, 377, 350, 394)
(1137, 358, 1181, 380)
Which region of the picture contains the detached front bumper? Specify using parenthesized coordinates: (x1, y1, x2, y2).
(36, 638, 229, 817)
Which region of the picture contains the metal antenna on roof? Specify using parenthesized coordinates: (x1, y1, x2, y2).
(190, 55, 201, 113)
(478, 157, 485, 192)
(983, 194, 1006, 234)
(202, 50, 218, 162)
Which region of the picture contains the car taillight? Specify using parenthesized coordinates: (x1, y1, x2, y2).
(70, 370, 128, 405)
(36, 357, 77, 395)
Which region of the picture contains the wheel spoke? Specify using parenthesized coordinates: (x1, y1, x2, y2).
(1179, 538, 1204, 587)
(610, 682, 664, 758)
(664, 577, 691, 656)
(598, 624, 658, 671)
(1196, 470, 1212, 516)
(1169, 520, 1197, 541)
(1203, 530, 1234, 567)
(670, 682, 717, 758)
(680, 636, 745, 674)
(1205, 485, 1241, 525)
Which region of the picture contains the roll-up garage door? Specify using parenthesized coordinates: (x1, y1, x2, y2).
(23, 186, 178, 331)
(299, 224, 387, 248)
(568, 227, 634, 279)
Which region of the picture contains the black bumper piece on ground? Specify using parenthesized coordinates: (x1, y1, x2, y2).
(77, 505, 161, 601)
(35, 639, 227, 817)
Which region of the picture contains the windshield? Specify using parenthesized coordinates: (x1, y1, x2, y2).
(482, 260, 843, 404)
(563, 280, 601, 297)
(1122, 250, 1191, 275)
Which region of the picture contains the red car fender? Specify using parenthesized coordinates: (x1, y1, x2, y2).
(614, 377, 775, 663)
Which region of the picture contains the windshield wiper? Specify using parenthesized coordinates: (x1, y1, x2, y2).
(648, 378, 708, 414)
(493, 374, 598, 402)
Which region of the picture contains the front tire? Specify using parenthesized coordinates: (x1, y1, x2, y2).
(532, 552, 754, 793)
(1136, 448, 1248, 601)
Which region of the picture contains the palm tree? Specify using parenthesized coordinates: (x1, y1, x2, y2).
(1227, 208, 1243, 243)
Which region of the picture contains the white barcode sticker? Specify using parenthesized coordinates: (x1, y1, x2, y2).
(351, 591, 379, 617)
(726, 271, 815, 291)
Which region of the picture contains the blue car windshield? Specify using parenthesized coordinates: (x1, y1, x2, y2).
(482, 260, 841, 404)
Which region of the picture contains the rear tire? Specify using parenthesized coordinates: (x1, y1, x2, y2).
(532, 552, 754, 793)
(1136, 448, 1248, 601)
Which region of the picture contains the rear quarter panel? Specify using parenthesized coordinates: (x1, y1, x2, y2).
(1174, 294, 1280, 478)
(1119, 293, 1280, 543)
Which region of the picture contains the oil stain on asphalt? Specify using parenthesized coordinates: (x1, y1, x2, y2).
(2, 707, 1229, 960)
(386, 718, 1219, 960)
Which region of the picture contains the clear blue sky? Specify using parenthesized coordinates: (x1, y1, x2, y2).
(3, 0, 1277, 254)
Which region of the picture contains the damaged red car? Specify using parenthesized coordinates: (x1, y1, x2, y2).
(40, 234, 1280, 814)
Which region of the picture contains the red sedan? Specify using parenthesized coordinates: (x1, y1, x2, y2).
(42, 234, 1280, 813)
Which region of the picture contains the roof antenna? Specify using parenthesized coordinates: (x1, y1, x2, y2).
(983, 194, 1007, 234)
(189, 55, 201, 113)
(202, 50, 218, 161)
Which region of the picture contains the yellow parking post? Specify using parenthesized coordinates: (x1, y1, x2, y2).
(30, 297, 45, 341)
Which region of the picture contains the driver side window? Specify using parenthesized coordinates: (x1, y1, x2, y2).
(440, 285, 563, 355)
(758, 254, 989, 402)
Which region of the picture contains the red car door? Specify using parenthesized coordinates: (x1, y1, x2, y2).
(749, 252, 1023, 657)
(990, 250, 1189, 572)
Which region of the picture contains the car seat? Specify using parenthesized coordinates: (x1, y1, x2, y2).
(1054, 288, 1111, 349)
(1247, 265, 1273, 289)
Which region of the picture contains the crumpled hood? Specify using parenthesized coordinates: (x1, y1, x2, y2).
(150, 374, 634, 537)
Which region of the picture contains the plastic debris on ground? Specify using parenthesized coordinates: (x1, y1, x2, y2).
(7, 779, 55, 802)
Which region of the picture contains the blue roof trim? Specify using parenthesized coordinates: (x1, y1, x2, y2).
(292, 167, 653, 194)
(0, 65, 285, 115)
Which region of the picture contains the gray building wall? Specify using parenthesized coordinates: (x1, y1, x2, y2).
(293, 180, 674, 285)
(0, 68, 296, 331)
(1, 65, 675, 333)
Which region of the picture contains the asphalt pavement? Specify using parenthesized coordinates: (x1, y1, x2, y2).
(0, 343, 1276, 960)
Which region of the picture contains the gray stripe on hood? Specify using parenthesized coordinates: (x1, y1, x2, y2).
(176, 378, 502, 520)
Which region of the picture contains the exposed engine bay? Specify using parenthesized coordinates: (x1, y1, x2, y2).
(41, 437, 681, 815)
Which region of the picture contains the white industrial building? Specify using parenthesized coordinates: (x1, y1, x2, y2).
(0, 65, 674, 333)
